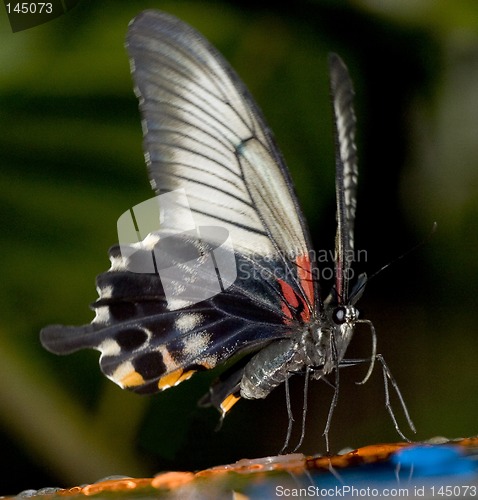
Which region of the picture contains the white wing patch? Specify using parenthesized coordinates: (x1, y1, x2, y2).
(93, 306, 111, 324)
(182, 331, 211, 358)
(175, 312, 204, 334)
(98, 338, 121, 357)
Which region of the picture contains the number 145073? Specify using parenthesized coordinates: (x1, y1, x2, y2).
(5, 3, 53, 14)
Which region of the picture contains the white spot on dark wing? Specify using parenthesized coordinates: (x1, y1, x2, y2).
(93, 305, 111, 324)
(182, 331, 211, 358)
(99, 338, 121, 356)
(97, 285, 113, 299)
(175, 313, 204, 334)
(109, 252, 127, 271)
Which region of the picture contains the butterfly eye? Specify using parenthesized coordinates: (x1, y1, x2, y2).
(332, 306, 347, 325)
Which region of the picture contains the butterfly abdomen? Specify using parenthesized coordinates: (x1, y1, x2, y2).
(240, 338, 304, 400)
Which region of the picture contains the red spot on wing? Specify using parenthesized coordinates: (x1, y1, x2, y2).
(277, 278, 297, 323)
(277, 254, 314, 324)
(296, 254, 315, 308)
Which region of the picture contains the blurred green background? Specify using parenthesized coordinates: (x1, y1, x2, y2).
(1, 0, 477, 495)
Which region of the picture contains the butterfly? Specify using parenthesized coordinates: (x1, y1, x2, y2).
(40, 9, 414, 451)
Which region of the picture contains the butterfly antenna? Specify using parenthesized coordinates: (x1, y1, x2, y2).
(368, 222, 437, 285)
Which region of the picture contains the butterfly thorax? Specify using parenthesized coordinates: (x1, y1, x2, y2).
(313, 303, 359, 377)
(239, 304, 358, 400)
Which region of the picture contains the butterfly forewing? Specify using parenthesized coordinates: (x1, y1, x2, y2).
(127, 11, 313, 263)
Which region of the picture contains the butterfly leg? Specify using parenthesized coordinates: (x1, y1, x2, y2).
(280, 375, 295, 454)
(293, 366, 311, 452)
(322, 332, 340, 455)
(280, 365, 312, 454)
(376, 354, 416, 439)
(338, 354, 416, 440)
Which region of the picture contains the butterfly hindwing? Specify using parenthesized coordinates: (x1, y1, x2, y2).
(41, 245, 308, 395)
